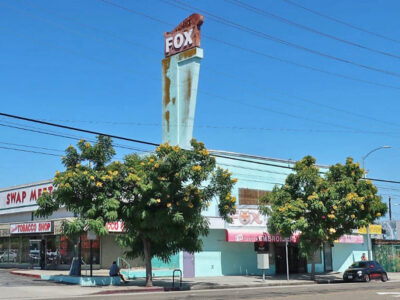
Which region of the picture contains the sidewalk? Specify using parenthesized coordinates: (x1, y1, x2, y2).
(9, 269, 400, 296)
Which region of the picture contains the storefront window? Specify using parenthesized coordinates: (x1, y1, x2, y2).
(20, 237, 30, 264)
(9, 237, 21, 263)
(0, 237, 10, 264)
(60, 236, 75, 265)
(81, 235, 100, 265)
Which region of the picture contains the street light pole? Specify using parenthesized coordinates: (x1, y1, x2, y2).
(362, 146, 391, 178)
(361, 145, 391, 260)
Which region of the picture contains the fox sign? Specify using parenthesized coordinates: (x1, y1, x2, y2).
(164, 13, 204, 57)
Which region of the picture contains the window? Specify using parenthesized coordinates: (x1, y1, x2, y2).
(239, 188, 270, 205)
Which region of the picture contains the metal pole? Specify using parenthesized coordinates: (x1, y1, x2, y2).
(285, 240, 289, 281)
(389, 196, 392, 221)
(367, 226, 372, 260)
(90, 240, 93, 277)
(262, 269, 265, 282)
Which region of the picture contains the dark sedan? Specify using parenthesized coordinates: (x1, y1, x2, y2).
(343, 261, 388, 282)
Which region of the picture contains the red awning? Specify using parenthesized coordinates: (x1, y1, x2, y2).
(225, 229, 299, 243)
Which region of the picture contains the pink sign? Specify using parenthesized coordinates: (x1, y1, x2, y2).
(10, 221, 52, 234)
(226, 229, 299, 243)
(336, 234, 364, 244)
(106, 221, 125, 232)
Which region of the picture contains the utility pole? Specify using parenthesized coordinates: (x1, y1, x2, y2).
(389, 196, 392, 221)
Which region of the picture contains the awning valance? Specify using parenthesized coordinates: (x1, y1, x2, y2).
(225, 229, 299, 243)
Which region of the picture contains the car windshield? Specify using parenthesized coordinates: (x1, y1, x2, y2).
(350, 261, 368, 268)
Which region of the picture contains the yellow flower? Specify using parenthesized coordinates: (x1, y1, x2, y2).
(83, 171, 88, 175)
(75, 163, 80, 168)
(184, 197, 189, 202)
(376, 212, 381, 217)
(55, 171, 60, 176)
(231, 196, 237, 203)
(167, 203, 172, 208)
(156, 199, 161, 203)
(79, 139, 84, 143)
(154, 163, 159, 168)
(188, 203, 194, 208)
(224, 205, 229, 210)
(96, 182, 103, 187)
(85, 142, 91, 148)
(64, 183, 70, 188)
(101, 176, 107, 181)
(192, 165, 202, 171)
(351, 214, 355, 219)
(90, 176, 95, 180)
(361, 204, 365, 210)
(140, 162, 145, 166)
(333, 205, 337, 210)
(329, 228, 336, 234)
(232, 178, 238, 183)
(328, 214, 335, 219)
(206, 202, 210, 207)
(149, 158, 154, 163)
(113, 171, 118, 176)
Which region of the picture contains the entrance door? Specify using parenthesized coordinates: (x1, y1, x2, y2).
(323, 243, 333, 272)
(275, 243, 307, 274)
(29, 240, 41, 268)
(183, 252, 195, 278)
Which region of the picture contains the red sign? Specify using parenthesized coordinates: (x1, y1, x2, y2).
(226, 229, 299, 243)
(0, 183, 54, 214)
(335, 234, 364, 244)
(10, 221, 52, 234)
(106, 221, 125, 232)
(164, 13, 204, 57)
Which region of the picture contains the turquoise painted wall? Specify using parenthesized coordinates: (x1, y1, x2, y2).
(151, 253, 179, 269)
(332, 238, 369, 272)
(195, 229, 275, 276)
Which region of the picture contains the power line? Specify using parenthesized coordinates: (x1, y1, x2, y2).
(33, 118, 400, 136)
(0, 120, 152, 153)
(7, 0, 400, 130)
(0, 112, 159, 147)
(0, 146, 62, 157)
(100, 0, 400, 91)
(1, 112, 399, 185)
(282, 0, 400, 45)
(226, 0, 400, 61)
(0, 141, 63, 153)
(163, 0, 400, 79)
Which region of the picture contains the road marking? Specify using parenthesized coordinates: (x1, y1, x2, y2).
(377, 292, 400, 298)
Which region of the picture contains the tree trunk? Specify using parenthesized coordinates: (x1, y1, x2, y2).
(143, 238, 153, 287)
(78, 235, 82, 276)
(311, 257, 315, 281)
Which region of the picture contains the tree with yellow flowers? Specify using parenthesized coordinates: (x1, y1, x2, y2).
(36, 137, 236, 285)
(115, 139, 236, 286)
(259, 156, 387, 279)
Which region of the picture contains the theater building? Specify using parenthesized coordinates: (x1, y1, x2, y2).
(0, 13, 370, 276)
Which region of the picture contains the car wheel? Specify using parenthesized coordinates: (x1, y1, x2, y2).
(382, 273, 388, 282)
(364, 274, 370, 282)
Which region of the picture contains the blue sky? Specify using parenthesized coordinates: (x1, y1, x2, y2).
(1, 0, 400, 216)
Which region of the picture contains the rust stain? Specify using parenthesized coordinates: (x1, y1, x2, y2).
(183, 70, 192, 124)
(178, 48, 197, 60)
(164, 111, 170, 132)
(162, 57, 171, 107)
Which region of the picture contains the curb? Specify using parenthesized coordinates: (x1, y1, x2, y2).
(92, 287, 164, 295)
(10, 270, 41, 279)
(189, 280, 317, 290)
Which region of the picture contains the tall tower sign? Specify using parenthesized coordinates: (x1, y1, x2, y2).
(162, 14, 204, 149)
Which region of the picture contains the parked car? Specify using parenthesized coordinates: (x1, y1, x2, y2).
(0, 250, 17, 263)
(343, 261, 388, 282)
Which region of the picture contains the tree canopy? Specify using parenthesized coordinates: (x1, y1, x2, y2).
(36, 136, 237, 286)
(259, 155, 387, 276)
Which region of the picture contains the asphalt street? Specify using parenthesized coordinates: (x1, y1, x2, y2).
(1, 269, 400, 300)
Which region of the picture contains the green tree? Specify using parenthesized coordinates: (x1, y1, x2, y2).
(259, 156, 387, 278)
(35, 136, 119, 274)
(113, 139, 237, 286)
(36, 137, 236, 286)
